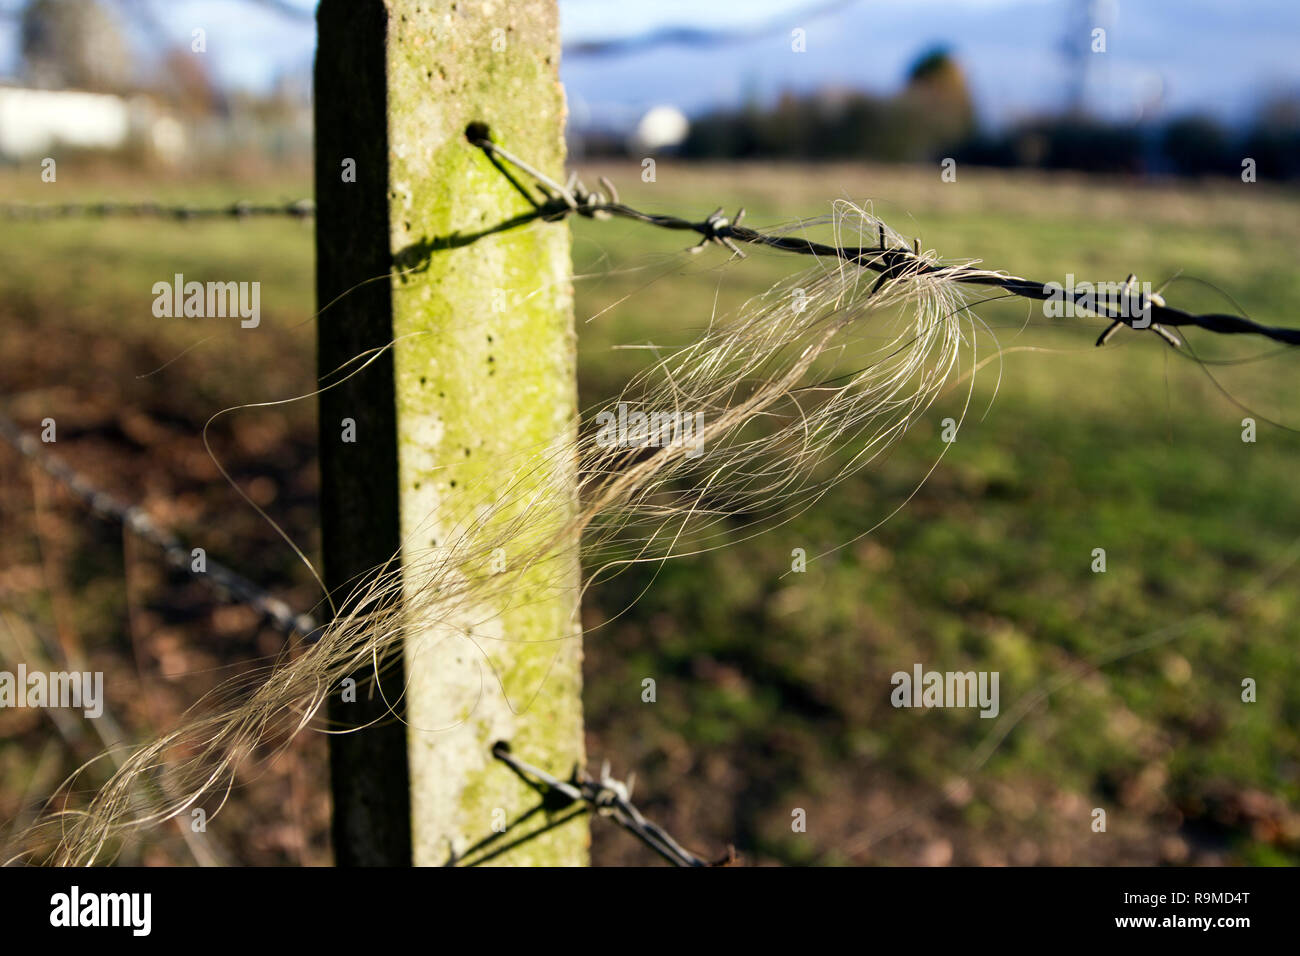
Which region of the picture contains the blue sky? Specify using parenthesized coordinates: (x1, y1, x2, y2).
(1, 0, 1297, 129)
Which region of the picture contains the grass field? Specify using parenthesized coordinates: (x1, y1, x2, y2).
(1, 160, 1298, 865)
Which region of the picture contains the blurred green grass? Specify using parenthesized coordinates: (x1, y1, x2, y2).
(1, 161, 1298, 865)
(569, 162, 1300, 865)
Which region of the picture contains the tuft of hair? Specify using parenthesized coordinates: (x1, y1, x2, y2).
(12, 201, 1004, 865)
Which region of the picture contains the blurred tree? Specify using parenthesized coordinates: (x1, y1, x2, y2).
(898, 46, 976, 157)
(905, 48, 973, 115)
(158, 47, 222, 116)
(20, 0, 134, 91)
(681, 49, 976, 165)
(1243, 95, 1300, 181)
(1161, 116, 1234, 177)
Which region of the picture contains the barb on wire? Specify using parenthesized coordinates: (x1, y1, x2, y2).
(0, 199, 315, 221)
(492, 741, 735, 867)
(471, 135, 1300, 349)
(0, 413, 320, 641)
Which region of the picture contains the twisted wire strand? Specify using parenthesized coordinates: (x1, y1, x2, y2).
(0, 412, 320, 641)
(0, 199, 315, 221)
(492, 742, 733, 867)
(473, 136, 1300, 348)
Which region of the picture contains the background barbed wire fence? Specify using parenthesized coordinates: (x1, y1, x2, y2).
(0, 319, 717, 863)
(0, 199, 315, 221)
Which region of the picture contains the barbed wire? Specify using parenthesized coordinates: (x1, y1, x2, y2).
(5, 133, 1290, 869)
(104, 0, 854, 54)
(0, 412, 320, 641)
(472, 136, 1300, 349)
(0, 412, 724, 866)
(492, 741, 735, 867)
(0, 408, 730, 864)
(564, 0, 856, 58)
(0, 199, 315, 221)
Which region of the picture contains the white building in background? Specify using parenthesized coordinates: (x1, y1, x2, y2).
(0, 86, 127, 156)
(0, 86, 187, 163)
(628, 105, 690, 154)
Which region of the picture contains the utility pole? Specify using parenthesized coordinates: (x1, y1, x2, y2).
(315, 0, 587, 866)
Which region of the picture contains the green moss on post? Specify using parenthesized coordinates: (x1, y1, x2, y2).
(386, 1, 586, 866)
(317, 0, 583, 866)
